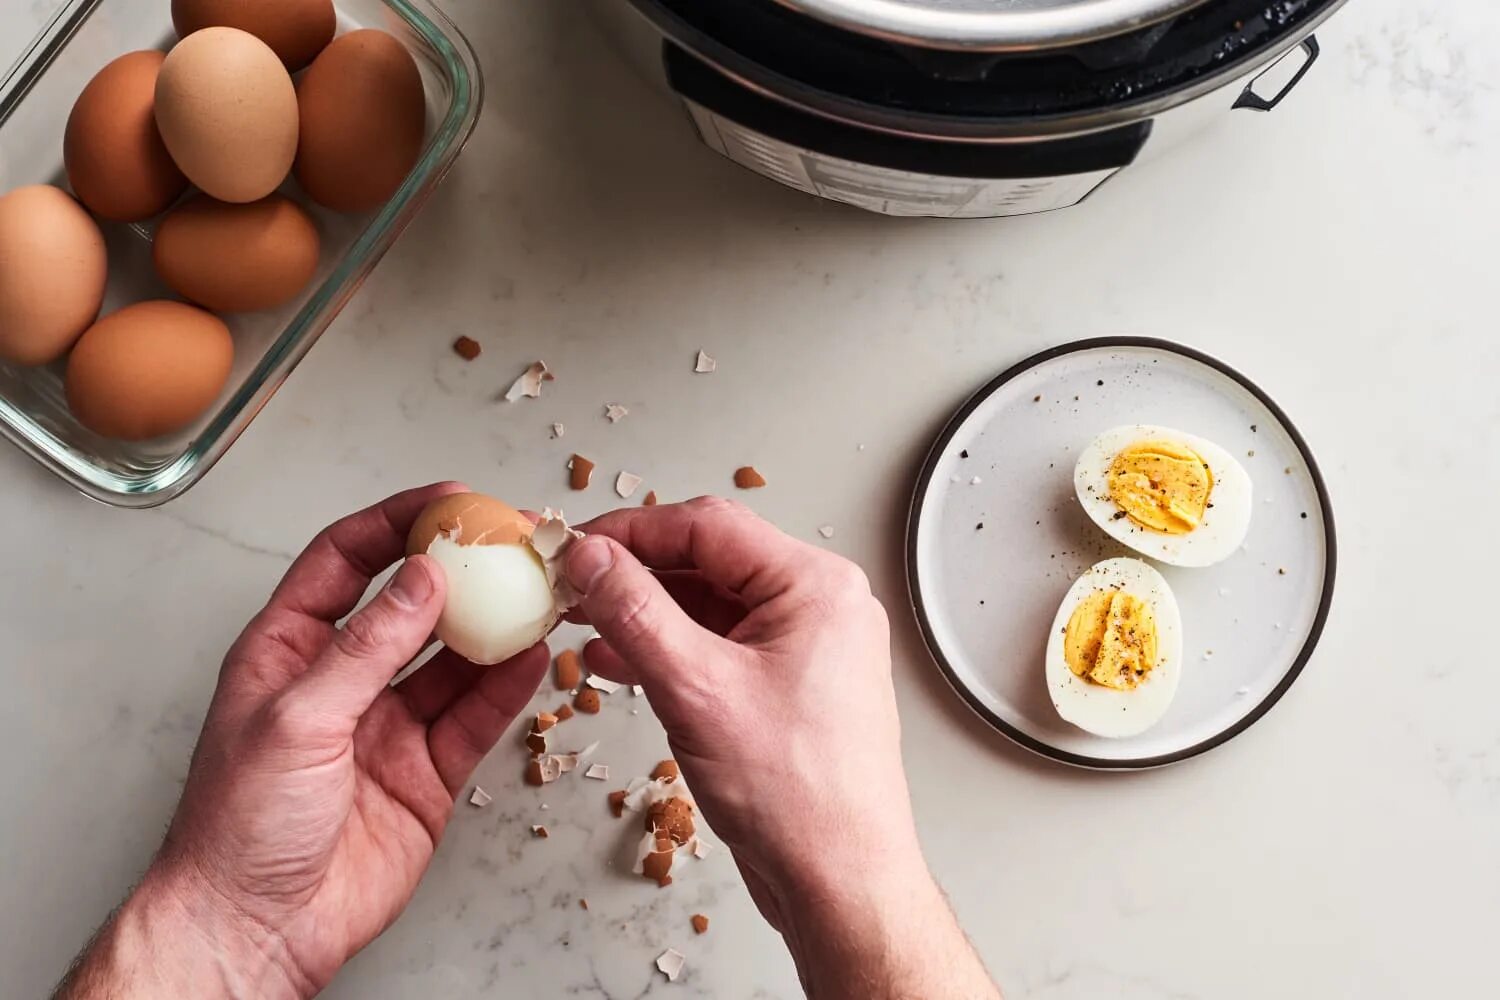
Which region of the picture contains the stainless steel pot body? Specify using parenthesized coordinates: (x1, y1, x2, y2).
(587, 0, 1345, 218)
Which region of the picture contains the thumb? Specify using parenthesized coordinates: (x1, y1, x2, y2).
(289, 555, 446, 726)
(566, 535, 718, 690)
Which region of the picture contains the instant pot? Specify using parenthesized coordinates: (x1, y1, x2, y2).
(589, 0, 1349, 218)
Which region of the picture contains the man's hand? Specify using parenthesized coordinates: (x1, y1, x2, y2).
(567, 497, 1001, 1000)
(56, 484, 548, 1000)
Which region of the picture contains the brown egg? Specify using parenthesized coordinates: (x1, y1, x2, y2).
(155, 27, 299, 204)
(154, 194, 320, 312)
(296, 30, 426, 213)
(64, 51, 187, 223)
(0, 186, 107, 366)
(66, 301, 234, 440)
(406, 493, 533, 556)
(172, 0, 336, 71)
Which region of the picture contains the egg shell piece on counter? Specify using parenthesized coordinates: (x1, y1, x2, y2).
(1074, 424, 1253, 568)
(656, 949, 686, 982)
(172, 0, 336, 71)
(1045, 558, 1184, 739)
(155, 27, 299, 204)
(65, 301, 234, 441)
(295, 30, 427, 213)
(64, 51, 187, 223)
(154, 194, 320, 313)
(0, 186, 107, 367)
(406, 494, 582, 666)
(623, 773, 693, 816)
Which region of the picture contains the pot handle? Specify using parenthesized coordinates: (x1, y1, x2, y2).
(1233, 35, 1320, 112)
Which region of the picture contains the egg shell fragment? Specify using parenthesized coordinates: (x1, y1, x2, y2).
(172, 0, 336, 71)
(0, 186, 107, 366)
(154, 194, 320, 312)
(64, 51, 188, 222)
(656, 949, 686, 982)
(408, 492, 532, 551)
(1045, 558, 1184, 739)
(65, 301, 234, 441)
(295, 30, 426, 213)
(1074, 424, 1253, 568)
(155, 27, 299, 204)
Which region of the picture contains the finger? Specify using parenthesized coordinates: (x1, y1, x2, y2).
(394, 647, 484, 722)
(562, 572, 745, 634)
(284, 555, 447, 726)
(565, 535, 728, 691)
(428, 642, 550, 796)
(655, 572, 749, 637)
(577, 497, 811, 606)
(269, 481, 469, 625)
(583, 635, 637, 685)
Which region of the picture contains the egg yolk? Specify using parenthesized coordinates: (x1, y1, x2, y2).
(1063, 589, 1159, 691)
(1107, 440, 1214, 534)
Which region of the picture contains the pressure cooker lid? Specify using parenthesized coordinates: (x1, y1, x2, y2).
(771, 0, 1213, 51)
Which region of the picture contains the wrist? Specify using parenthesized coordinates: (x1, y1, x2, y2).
(784, 863, 945, 999)
(108, 863, 312, 1000)
(771, 830, 937, 966)
(772, 807, 929, 913)
(149, 859, 316, 999)
(784, 845, 939, 933)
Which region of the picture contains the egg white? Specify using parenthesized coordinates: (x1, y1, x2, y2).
(1045, 558, 1184, 739)
(1074, 424, 1253, 568)
(425, 536, 558, 665)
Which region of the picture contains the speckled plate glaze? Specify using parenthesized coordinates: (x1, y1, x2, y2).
(907, 338, 1336, 769)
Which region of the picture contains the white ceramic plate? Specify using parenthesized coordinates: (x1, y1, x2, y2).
(907, 339, 1336, 769)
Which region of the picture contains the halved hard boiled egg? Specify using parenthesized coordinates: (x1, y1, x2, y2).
(1046, 558, 1183, 738)
(406, 493, 581, 665)
(1075, 424, 1252, 568)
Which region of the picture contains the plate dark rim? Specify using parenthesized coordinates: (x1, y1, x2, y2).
(905, 336, 1338, 770)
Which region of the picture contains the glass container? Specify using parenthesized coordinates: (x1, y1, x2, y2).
(0, 0, 483, 506)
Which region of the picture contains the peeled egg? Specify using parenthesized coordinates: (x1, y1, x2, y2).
(64, 51, 188, 222)
(154, 194, 320, 312)
(1075, 424, 1252, 568)
(172, 0, 336, 71)
(65, 301, 234, 440)
(0, 185, 107, 366)
(406, 494, 581, 666)
(295, 30, 426, 213)
(1046, 558, 1184, 739)
(155, 27, 299, 204)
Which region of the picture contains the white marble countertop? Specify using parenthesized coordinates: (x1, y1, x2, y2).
(3, 1, 1496, 997)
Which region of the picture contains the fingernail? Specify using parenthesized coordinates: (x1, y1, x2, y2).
(567, 536, 614, 593)
(389, 558, 434, 608)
